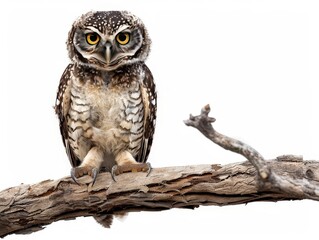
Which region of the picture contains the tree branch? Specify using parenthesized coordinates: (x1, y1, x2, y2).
(184, 104, 319, 200)
(184, 104, 269, 179)
(1, 104, 318, 238)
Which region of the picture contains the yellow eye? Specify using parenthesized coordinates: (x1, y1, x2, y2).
(86, 33, 100, 45)
(116, 32, 130, 45)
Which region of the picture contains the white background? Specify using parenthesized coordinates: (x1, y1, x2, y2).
(1, 0, 319, 239)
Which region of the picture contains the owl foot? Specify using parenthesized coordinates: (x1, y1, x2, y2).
(111, 162, 152, 182)
(71, 166, 99, 185)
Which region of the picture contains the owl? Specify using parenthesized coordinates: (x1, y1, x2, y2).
(55, 11, 156, 185)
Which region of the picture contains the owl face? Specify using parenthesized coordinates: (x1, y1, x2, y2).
(67, 11, 151, 71)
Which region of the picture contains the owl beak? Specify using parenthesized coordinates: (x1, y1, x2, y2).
(105, 43, 112, 64)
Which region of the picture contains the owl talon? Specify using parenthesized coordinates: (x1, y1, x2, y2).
(91, 168, 99, 186)
(111, 166, 118, 182)
(146, 162, 152, 177)
(111, 163, 152, 182)
(70, 168, 80, 185)
(70, 166, 99, 185)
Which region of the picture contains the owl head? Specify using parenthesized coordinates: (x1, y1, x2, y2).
(67, 11, 151, 71)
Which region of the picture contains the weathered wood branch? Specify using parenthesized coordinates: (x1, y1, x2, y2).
(1, 104, 318, 238)
(184, 104, 319, 200)
(1, 159, 319, 238)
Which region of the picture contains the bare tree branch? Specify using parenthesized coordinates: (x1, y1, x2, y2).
(1, 104, 318, 238)
(1, 159, 319, 238)
(184, 104, 319, 200)
(184, 104, 269, 179)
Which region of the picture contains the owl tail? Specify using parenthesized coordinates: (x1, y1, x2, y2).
(93, 213, 128, 228)
(93, 214, 114, 228)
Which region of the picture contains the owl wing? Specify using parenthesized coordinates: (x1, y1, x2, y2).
(55, 64, 81, 168)
(136, 64, 157, 163)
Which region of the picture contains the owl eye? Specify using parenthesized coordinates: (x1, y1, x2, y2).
(86, 33, 100, 45)
(116, 32, 130, 45)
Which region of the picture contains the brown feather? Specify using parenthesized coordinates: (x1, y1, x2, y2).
(55, 64, 81, 167)
(136, 64, 157, 163)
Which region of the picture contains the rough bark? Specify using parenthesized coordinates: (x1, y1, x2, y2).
(1, 159, 319, 238)
(184, 104, 319, 199)
(1, 104, 318, 237)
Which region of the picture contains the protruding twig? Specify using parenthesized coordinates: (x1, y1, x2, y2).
(185, 104, 319, 200)
(184, 104, 270, 180)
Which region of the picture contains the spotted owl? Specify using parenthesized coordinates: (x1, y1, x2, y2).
(55, 11, 156, 184)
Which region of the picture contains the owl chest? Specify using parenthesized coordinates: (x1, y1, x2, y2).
(67, 77, 145, 150)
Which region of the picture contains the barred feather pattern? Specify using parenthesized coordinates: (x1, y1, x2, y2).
(55, 62, 156, 171)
